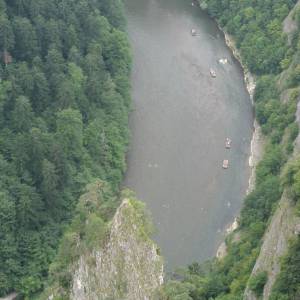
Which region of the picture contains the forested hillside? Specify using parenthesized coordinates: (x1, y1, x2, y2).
(160, 0, 300, 299)
(0, 0, 131, 297)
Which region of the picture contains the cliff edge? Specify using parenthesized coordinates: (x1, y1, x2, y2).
(243, 4, 300, 298)
(70, 199, 163, 300)
(41, 183, 163, 300)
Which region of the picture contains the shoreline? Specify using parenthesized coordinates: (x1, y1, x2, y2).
(215, 27, 265, 258)
(222, 30, 264, 195)
(197, 0, 263, 196)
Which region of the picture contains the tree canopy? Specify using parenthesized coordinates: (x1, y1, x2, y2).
(0, 0, 131, 297)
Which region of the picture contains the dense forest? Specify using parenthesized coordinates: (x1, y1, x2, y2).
(161, 0, 300, 299)
(2, 0, 300, 299)
(0, 0, 131, 297)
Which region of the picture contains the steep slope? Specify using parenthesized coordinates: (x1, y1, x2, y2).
(40, 184, 163, 300)
(244, 8, 300, 298)
(0, 0, 131, 297)
(160, 0, 300, 299)
(70, 199, 163, 300)
(244, 192, 300, 300)
(283, 0, 300, 44)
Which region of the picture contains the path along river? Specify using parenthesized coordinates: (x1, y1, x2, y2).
(124, 0, 253, 270)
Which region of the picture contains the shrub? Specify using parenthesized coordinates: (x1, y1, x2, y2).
(248, 271, 268, 297)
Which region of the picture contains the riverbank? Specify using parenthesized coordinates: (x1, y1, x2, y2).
(162, 1, 300, 297)
(198, 0, 263, 199)
(222, 31, 264, 196)
(214, 27, 265, 258)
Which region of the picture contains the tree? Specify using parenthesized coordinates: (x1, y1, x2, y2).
(31, 68, 50, 113)
(15, 183, 42, 229)
(160, 281, 195, 300)
(97, 0, 126, 28)
(248, 271, 268, 297)
(12, 16, 38, 60)
(0, 190, 18, 296)
(0, 0, 132, 296)
(11, 96, 33, 132)
(0, 14, 14, 52)
(41, 159, 58, 206)
(56, 109, 83, 162)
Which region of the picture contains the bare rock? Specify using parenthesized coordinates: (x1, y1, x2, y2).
(71, 199, 163, 300)
(243, 192, 300, 300)
(283, 0, 300, 44)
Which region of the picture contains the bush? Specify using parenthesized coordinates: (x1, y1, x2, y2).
(270, 238, 300, 299)
(248, 271, 268, 297)
(287, 65, 300, 88)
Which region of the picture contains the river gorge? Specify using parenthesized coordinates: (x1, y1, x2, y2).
(123, 0, 254, 270)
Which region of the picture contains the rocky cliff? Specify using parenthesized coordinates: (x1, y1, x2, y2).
(243, 4, 300, 298)
(243, 95, 300, 299)
(42, 185, 163, 300)
(70, 199, 163, 300)
(243, 191, 300, 300)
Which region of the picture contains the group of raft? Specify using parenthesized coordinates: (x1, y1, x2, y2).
(191, 29, 228, 78)
(191, 23, 231, 169)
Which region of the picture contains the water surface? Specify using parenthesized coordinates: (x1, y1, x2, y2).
(124, 0, 253, 269)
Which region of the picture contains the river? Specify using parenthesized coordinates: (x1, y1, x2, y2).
(123, 0, 253, 270)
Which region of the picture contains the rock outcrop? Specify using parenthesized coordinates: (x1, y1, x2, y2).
(243, 3, 300, 298)
(0, 293, 18, 300)
(243, 192, 300, 300)
(243, 96, 300, 299)
(215, 29, 264, 260)
(44, 196, 163, 300)
(70, 199, 163, 300)
(283, 0, 300, 44)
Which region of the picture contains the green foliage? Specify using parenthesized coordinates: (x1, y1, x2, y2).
(204, 0, 297, 75)
(272, 155, 300, 299)
(286, 65, 300, 87)
(39, 185, 153, 299)
(270, 238, 300, 299)
(159, 281, 195, 300)
(248, 271, 268, 297)
(163, 0, 300, 299)
(45, 180, 114, 295)
(0, 0, 131, 297)
(161, 77, 297, 299)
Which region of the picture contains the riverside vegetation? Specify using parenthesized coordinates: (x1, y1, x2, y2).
(160, 0, 300, 299)
(2, 0, 300, 299)
(0, 0, 132, 298)
(37, 187, 163, 300)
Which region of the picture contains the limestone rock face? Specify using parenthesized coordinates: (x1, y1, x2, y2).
(243, 192, 300, 300)
(71, 199, 163, 300)
(283, 0, 300, 44)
